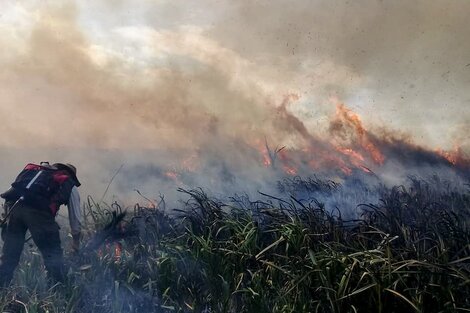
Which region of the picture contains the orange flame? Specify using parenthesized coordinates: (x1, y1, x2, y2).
(250, 138, 272, 167)
(114, 242, 122, 262)
(262, 153, 272, 167)
(436, 146, 469, 167)
(333, 104, 385, 165)
(335, 146, 365, 166)
(97, 242, 122, 262)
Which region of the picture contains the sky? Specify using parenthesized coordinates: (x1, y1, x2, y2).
(0, 0, 469, 202)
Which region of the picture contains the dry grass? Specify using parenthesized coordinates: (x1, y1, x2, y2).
(1, 176, 469, 312)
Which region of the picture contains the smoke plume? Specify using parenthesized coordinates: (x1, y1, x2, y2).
(0, 1, 468, 205)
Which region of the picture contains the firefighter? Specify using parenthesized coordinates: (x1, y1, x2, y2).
(0, 162, 81, 286)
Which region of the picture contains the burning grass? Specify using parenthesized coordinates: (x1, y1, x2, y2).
(0, 176, 469, 312)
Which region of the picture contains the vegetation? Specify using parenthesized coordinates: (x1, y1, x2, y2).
(0, 176, 469, 312)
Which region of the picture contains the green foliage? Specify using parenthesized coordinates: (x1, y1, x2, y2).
(0, 177, 469, 312)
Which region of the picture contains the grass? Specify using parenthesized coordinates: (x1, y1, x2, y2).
(0, 175, 469, 312)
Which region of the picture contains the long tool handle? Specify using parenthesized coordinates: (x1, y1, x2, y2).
(0, 197, 23, 227)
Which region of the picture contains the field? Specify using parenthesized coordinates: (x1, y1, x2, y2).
(0, 175, 469, 313)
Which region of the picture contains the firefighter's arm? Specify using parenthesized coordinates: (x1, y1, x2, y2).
(68, 186, 81, 252)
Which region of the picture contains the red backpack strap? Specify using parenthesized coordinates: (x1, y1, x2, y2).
(52, 171, 70, 184)
(24, 163, 43, 171)
(48, 170, 75, 215)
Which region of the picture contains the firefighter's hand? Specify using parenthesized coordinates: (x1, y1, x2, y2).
(72, 233, 81, 253)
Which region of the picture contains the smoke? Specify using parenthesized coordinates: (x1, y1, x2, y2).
(208, 0, 470, 142)
(0, 1, 468, 205)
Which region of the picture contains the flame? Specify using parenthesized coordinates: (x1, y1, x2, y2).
(114, 242, 122, 262)
(337, 147, 365, 162)
(97, 242, 122, 262)
(436, 146, 469, 167)
(333, 104, 385, 165)
(335, 146, 365, 166)
(277, 149, 299, 175)
(246, 101, 387, 176)
(168, 97, 468, 181)
(262, 153, 272, 167)
(436, 149, 457, 165)
(246, 98, 387, 176)
(250, 138, 272, 167)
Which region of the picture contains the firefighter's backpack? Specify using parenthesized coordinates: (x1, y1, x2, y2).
(13, 163, 58, 196)
(1, 162, 62, 205)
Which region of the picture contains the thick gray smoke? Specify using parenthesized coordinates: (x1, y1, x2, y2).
(0, 1, 468, 207)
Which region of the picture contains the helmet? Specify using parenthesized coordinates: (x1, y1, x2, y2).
(53, 163, 81, 186)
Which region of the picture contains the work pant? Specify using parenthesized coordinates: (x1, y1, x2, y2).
(0, 202, 65, 287)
